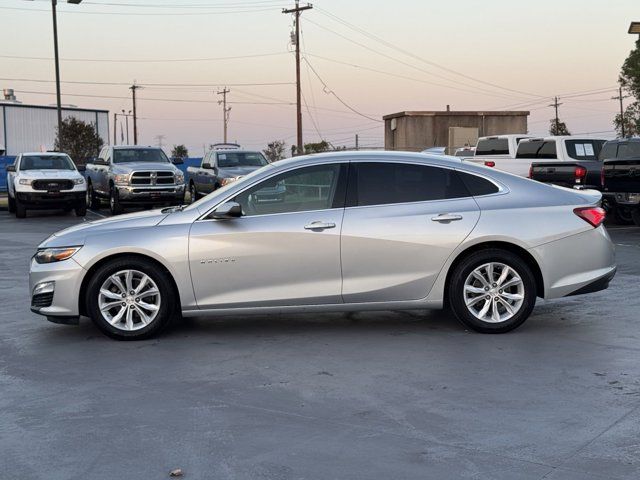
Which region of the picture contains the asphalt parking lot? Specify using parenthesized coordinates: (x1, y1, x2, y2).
(1, 209, 640, 480)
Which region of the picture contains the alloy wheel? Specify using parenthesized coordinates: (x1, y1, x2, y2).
(463, 262, 525, 323)
(98, 269, 161, 331)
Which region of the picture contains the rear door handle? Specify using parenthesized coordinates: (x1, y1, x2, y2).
(304, 221, 336, 231)
(431, 213, 463, 223)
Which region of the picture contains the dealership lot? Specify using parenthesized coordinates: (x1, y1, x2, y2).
(1, 210, 639, 479)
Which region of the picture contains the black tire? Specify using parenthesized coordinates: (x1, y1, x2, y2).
(109, 185, 124, 215)
(15, 196, 26, 218)
(189, 182, 200, 203)
(448, 249, 537, 334)
(75, 197, 87, 217)
(631, 208, 640, 227)
(85, 256, 176, 340)
(86, 181, 100, 210)
(8, 194, 16, 213)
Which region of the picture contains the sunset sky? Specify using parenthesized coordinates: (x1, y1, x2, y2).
(0, 0, 637, 155)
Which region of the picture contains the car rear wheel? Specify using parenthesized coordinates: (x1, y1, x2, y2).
(448, 249, 537, 333)
(631, 208, 640, 227)
(86, 257, 176, 340)
(15, 196, 26, 218)
(109, 185, 123, 215)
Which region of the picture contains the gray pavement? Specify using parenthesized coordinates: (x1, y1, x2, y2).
(1, 209, 640, 479)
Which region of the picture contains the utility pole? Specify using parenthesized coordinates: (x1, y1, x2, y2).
(121, 109, 131, 144)
(130, 83, 141, 145)
(355, 134, 359, 151)
(217, 87, 231, 143)
(113, 112, 117, 145)
(283, 1, 313, 155)
(549, 96, 562, 134)
(51, 0, 64, 151)
(612, 86, 630, 138)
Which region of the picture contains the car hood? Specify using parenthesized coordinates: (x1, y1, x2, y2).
(19, 170, 83, 179)
(218, 165, 263, 178)
(39, 209, 169, 248)
(111, 162, 178, 174)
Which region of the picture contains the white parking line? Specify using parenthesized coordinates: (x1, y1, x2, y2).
(87, 209, 106, 219)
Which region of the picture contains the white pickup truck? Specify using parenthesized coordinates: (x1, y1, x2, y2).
(6, 152, 87, 218)
(465, 135, 607, 177)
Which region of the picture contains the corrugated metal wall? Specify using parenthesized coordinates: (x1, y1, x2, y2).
(0, 104, 109, 155)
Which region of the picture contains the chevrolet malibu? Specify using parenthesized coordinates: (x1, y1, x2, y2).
(29, 151, 616, 340)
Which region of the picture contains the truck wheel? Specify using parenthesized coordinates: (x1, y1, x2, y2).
(109, 185, 123, 215)
(189, 182, 200, 203)
(448, 249, 537, 333)
(632, 209, 640, 227)
(75, 197, 87, 217)
(15, 196, 27, 218)
(85, 256, 176, 340)
(615, 207, 635, 225)
(8, 194, 16, 213)
(86, 182, 100, 210)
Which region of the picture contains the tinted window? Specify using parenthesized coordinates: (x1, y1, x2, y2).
(457, 171, 499, 196)
(349, 162, 469, 207)
(599, 142, 617, 161)
(20, 155, 75, 171)
(565, 140, 604, 160)
(617, 142, 640, 159)
(516, 141, 557, 159)
(217, 152, 268, 168)
(113, 148, 169, 164)
(475, 138, 509, 156)
(235, 164, 344, 216)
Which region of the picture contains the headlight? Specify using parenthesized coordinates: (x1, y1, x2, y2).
(113, 174, 129, 185)
(19, 178, 32, 185)
(74, 177, 85, 185)
(175, 172, 185, 184)
(34, 247, 82, 264)
(220, 176, 241, 186)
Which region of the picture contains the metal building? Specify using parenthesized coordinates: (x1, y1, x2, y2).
(0, 90, 109, 155)
(384, 110, 529, 153)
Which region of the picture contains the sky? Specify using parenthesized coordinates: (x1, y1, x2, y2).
(0, 0, 637, 155)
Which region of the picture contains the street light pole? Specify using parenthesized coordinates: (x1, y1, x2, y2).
(51, 0, 63, 152)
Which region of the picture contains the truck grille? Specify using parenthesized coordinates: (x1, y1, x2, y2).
(31, 292, 54, 308)
(32, 179, 74, 191)
(130, 171, 175, 186)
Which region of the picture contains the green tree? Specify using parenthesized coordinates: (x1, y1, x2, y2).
(171, 144, 189, 159)
(54, 116, 103, 165)
(615, 38, 640, 137)
(549, 118, 571, 136)
(263, 140, 286, 162)
(304, 140, 330, 154)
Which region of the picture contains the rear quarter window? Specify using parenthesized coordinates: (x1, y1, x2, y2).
(456, 171, 500, 196)
(565, 140, 604, 160)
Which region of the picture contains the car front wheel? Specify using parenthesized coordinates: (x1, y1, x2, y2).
(8, 193, 16, 213)
(86, 257, 176, 340)
(86, 182, 100, 210)
(75, 197, 87, 217)
(448, 249, 537, 333)
(109, 185, 123, 215)
(15, 196, 27, 218)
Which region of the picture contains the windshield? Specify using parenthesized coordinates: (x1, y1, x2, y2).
(217, 152, 268, 168)
(20, 155, 75, 171)
(113, 148, 169, 164)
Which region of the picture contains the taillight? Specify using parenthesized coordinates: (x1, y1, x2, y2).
(484, 161, 495, 167)
(528, 165, 533, 178)
(574, 166, 587, 183)
(574, 207, 606, 227)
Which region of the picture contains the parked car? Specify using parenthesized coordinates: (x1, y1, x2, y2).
(186, 145, 271, 202)
(85, 146, 185, 215)
(454, 146, 476, 158)
(466, 136, 606, 177)
(6, 152, 86, 218)
(29, 151, 615, 340)
(602, 138, 640, 226)
(529, 138, 633, 224)
(466, 134, 533, 165)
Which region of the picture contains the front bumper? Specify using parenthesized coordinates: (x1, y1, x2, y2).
(116, 184, 185, 204)
(17, 191, 85, 208)
(29, 256, 85, 320)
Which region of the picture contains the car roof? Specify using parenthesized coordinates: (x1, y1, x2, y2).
(478, 134, 533, 140)
(604, 137, 640, 144)
(21, 152, 69, 156)
(112, 145, 163, 150)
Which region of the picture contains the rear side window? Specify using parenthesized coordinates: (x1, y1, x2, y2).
(348, 162, 469, 207)
(475, 138, 509, 156)
(457, 171, 499, 196)
(617, 142, 640, 159)
(516, 141, 557, 159)
(565, 140, 603, 160)
(599, 142, 617, 161)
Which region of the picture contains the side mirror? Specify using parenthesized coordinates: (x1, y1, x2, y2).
(76, 165, 86, 172)
(210, 201, 242, 220)
(202, 162, 212, 169)
(6, 164, 16, 173)
(171, 157, 184, 165)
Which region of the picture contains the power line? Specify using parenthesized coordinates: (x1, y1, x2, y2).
(0, 51, 289, 63)
(0, 77, 293, 87)
(0, 5, 280, 16)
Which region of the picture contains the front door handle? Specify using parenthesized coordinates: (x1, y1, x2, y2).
(304, 221, 336, 231)
(431, 213, 463, 223)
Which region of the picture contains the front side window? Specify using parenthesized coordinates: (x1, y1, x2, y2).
(234, 164, 344, 216)
(348, 162, 469, 207)
(217, 152, 268, 168)
(20, 155, 75, 171)
(113, 148, 169, 164)
(475, 138, 509, 156)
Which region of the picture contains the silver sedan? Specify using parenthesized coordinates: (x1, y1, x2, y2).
(29, 151, 616, 340)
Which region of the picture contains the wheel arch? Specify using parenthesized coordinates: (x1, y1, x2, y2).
(78, 252, 181, 317)
(443, 241, 545, 306)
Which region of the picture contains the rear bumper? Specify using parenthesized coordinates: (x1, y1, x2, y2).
(17, 191, 84, 207)
(565, 267, 616, 297)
